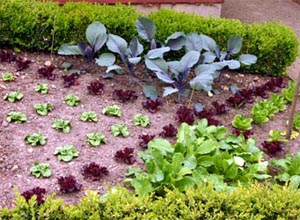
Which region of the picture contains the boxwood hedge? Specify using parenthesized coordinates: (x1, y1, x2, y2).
(0, 0, 298, 76)
(1, 184, 300, 219)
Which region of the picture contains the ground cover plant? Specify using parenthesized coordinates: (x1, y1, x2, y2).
(0, 4, 299, 215)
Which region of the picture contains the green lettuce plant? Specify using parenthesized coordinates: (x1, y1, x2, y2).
(267, 130, 287, 143)
(102, 105, 121, 117)
(86, 132, 107, 147)
(293, 113, 300, 131)
(232, 114, 253, 131)
(30, 162, 51, 178)
(65, 94, 80, 107)
(6, 111, 27, 123)
(54, 145, 79, 162)
(3, 91, 23, 102)
(24, 132, 47, 146)
(111, 124, 130, 137)
(34, 103, 52, 116)
(80, 111, 98, 122)
(133, 114, 150, 127)
(52, 119, 71, 133)
(2, 72, 14, 82)
(35, 83, 48, 94)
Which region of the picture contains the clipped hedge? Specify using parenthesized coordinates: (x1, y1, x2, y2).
(1, 184, 300, 219)
(0, 0, 298, 76)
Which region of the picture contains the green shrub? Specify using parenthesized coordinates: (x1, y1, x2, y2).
(0, 0, 298, 76)
(2, 184, 300, 219)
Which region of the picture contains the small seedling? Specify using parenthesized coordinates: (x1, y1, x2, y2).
(35, 83, 49, 94)
(52, 119, 71, 133)
(30, 162, 52, 178)
(111, 124, 130, 137)
(6, 111, 27, 123)
(24, 132, 47, 146)
(65, 94, 80, 107)
(133, 114, 150, 127)
(54, 145, 79, 162)
(3, 91, 23, 102)
(34, 103, 52, 116)
(2, 72, 14, 82)
(80, 111, 98, 122)
(86, 132, 107, 147)
(102, 105, 121, 117)
(293, 113, 300, 131)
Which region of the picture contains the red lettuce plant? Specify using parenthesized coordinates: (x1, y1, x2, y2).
(81, 162, 109, 181)
(142, 99, 163, 113)
(38, 65, 56, 80)
(0, 49, 16, 62)
(113, 89, 138, 103)
(21, 187, 46, 205)
(115, 147, 136, 164)
(57, 175, 82, 193)
(62, 73, 80, 87)
(232, 129, 253, 140)
(16, 57, 31, 71)
(261, 141, 285, 157)
(159, 124, 177, 137)
(87, 80, 105, 95)
(211, 101, 227, 115)
(176, 106, 195, 125)
(139, 134, 155, 149)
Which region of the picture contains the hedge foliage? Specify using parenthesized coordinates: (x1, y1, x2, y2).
(1, 184, 300, 219)
(0, 0, 298, 76)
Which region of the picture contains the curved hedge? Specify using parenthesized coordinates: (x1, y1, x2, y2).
(0, 0, 298, 76)
(1, 184, 300, 219)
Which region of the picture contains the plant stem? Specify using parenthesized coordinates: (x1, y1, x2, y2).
(188, 86, 195, 108)
(286, 71, 300, 140)
(50, 15, 57, 61)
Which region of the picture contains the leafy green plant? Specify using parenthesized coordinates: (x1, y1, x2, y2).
(54, 145, 79, 162)
(58, 21, 107, 66)
(6, 111, 27, 123)
(34, 103, 52, 116)
(3, 91, 23, 102)
(111, 124, 130, 137)
(133, 114, 150, 127)
(293, 113, 300, 131)
(126, 119, 267, 196)
(35, 83, 48, 94)
(30, 162, 51, 178)
(266, 130, 288, 143)
(102, 105, 121, 117)
(24, 132, 47, 146)
(2, 72, 14, 82)
(52, 119, 71, 133)
(86, 132, 107, 147)
(65, 94, 80, 107)
(80, 111, 98, 122)
(232, 114, 253, 131)
(270, 153, 300, 188)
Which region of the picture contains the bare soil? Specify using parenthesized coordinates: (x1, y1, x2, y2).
(0, 51, 299, 208)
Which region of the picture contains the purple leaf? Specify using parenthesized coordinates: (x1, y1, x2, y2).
(114, 147, 136, 164)
(38, 65, 56, 80)
(87, 80, 105, 95)
(159, 124, 177, 137)
(113, 89, 138, 103)
(81, 162, 109, 181)
(176, 106, 195, 125)
(142, 99, 163, 113)
(21, 187, 46, 205)
(57, 175, 82, 193)
(139, 134, 155, 149)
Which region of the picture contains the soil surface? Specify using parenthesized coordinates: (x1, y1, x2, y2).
(0, 0, 300, 208)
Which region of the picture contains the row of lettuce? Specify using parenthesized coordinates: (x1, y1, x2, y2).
(0, 0, 298, 76)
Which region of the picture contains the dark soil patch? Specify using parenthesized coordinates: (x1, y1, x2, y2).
(0, 51, 299, 208)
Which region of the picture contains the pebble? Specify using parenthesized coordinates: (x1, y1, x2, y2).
(28, 148, 33, 153)
(222, 86, 229, 91)
(44, 60, 52, 66)
(11, 165, 18, 171)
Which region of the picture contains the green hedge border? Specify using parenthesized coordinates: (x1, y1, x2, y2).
(0, 0, 298, 76)
(1, 184, 300, 219)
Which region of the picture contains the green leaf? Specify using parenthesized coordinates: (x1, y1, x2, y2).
(148, 138, 173, 155)
(54, 145, 79, 162)
(143, 85, 158, 100)
(195, 139, 217, 155)
(58, 44, 84, 55)
(136, 17, 156, 42)
(227, 36, 242, 54)
(232, 114, 253, 131)
(80, 111, 98, 122)
(107, 34, 127, 55)
(96, 53, 116, 67)
(85, 21, 107, 52)
(130, 175, 153, 196)
(86, 132, 107, 147)
(111, 124, 130, 137)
